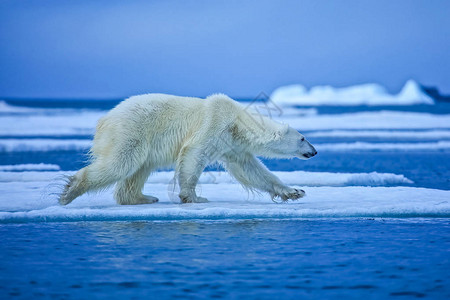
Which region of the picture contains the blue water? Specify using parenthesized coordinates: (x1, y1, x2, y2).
(1, 219, 449, 299)
(1, 100, 450, 299)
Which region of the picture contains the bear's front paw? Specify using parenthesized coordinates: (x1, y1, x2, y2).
(59, 194, 71, 206)
(139, 195, 159, 204)
(180, 195, 209, 204)
(275, 188, 305, 201)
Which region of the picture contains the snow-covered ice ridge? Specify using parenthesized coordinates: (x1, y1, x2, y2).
(0, 170, 413, 186)
(271, 79, 434, 106)
(1, 170, 448, 223)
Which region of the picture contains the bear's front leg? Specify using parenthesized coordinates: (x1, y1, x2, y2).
(178, 179, 209, 204)
(177, 146, 209, 204)
(223, 153, 305, 202)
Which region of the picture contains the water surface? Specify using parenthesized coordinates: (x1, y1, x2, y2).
(1, 219, 449, 299)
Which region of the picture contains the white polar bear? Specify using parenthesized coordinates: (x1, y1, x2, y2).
(59, 93, 317, 205)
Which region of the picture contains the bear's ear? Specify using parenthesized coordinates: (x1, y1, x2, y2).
(273, 131, 283, 140)
(272, 124, 288, 141)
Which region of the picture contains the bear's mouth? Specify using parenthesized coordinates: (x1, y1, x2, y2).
(300, 151, 318, 159)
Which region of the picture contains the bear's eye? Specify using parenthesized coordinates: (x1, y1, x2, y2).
(301, 137, 305, 142)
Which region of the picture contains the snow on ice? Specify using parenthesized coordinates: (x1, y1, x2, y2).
(2, 169, 448, 223)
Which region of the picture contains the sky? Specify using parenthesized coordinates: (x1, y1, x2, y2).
(0, 0, 449, 99)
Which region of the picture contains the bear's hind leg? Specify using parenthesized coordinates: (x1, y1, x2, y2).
(59, 137, 153, 205)
(114, 165, 158, 205)
(59, 161, 127, 205)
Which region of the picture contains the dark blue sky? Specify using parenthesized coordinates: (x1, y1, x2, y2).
(0, 0, 449, 99)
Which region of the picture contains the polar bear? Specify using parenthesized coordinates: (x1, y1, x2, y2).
(59, 93, 317, 205)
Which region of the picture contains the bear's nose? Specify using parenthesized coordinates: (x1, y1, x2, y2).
(306, 150, 317, 158)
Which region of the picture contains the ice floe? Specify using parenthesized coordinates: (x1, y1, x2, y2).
(0, 163, 60, 171)
(284, 111, 450, 130)
(0, 111, 100, 136)
(0, 182, 448, 222)
(307, 130, 450, 139)
(0, 139, 92, 152)
(316, 141, 450, 151)
(0, 169, 433, 222)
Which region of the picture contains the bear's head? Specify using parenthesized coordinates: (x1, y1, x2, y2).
(230, 102, 317, 160)
(263, 125, 317, 160)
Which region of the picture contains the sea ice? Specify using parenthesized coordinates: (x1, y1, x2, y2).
(307, 129, 450, 139)
(0, 182, 448, 222)
(1, 169, 445, 223)
(0, 163, 60, 171)
(316, 141, 450, 151)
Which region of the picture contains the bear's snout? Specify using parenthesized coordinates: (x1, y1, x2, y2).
(302, 150, 317, 159)
(301, 142, 317, 158)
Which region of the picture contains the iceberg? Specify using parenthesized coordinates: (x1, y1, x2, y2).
(270, 80, 435, 106)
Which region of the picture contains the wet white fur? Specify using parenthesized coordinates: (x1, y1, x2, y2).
(59, 93, 316, 205)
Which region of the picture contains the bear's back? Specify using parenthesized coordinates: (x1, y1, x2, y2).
(119, 93, 204, 113)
